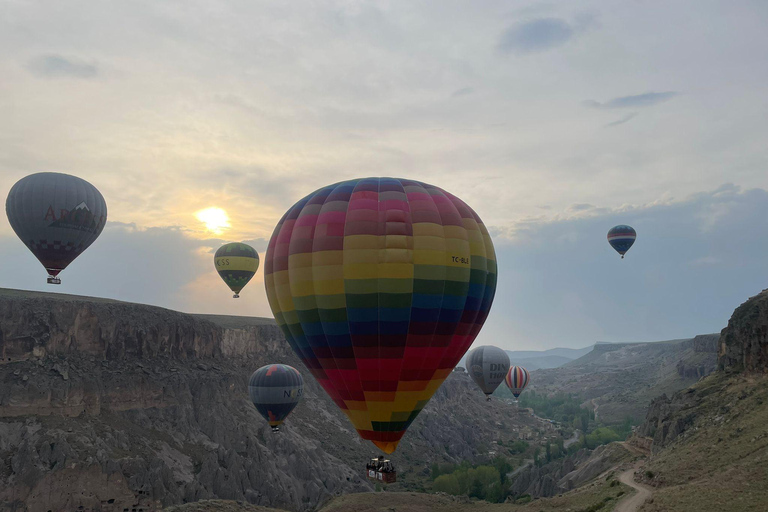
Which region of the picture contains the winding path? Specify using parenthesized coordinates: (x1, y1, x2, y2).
(614, 463, 653, 512)
(564, 429, 581, 448)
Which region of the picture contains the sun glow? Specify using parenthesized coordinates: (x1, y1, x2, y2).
(195, 207, 231, 234)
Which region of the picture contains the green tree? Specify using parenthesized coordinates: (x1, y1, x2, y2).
(486, 482, 503, 503)
(431, 462, 441, 480)
(433, 474, 460, 495)
(545, 442, 552, 462)
(585, 427, 621, 449)
(492, 456, 512, 485)
(469, 478, 484, 499)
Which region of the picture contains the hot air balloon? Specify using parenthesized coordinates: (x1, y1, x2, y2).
(505, 365, 530, 399)
(465, 345, 510, 400)
(215, 242, 260, 298)
(5, 172, 107, 284)
(264, 177, 497, 454)
(248, 364, 303, 432)
(607, 225, 636, 259)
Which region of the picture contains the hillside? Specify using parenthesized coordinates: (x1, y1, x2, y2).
(0, 288, 555, 512)
(628, 289, 768, 511)
(526, 334, 719, 424)
(634, 372, 768, 511)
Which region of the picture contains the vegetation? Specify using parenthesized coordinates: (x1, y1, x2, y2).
(430, 457, 515, 503)
(511, 391, 637, 456)
(516, 391, 594, 430)
(503, 439, 530, 455)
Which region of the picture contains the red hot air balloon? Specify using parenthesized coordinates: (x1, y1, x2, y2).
(505, 366, 530, 399)
(264, 178, 497, 454)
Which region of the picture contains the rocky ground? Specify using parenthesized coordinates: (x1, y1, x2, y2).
(6, 285, 767, 512)
(508, 442, 631, 498)
(0, 288, 550, 512)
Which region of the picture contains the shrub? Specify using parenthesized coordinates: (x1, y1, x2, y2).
(516, 494, 532, 504)
(433, 474, 460, 495)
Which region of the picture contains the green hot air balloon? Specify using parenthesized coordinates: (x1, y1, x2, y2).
(5, 172, 107, 284)
(214, 242, 259, 298)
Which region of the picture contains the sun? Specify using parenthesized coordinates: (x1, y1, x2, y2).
(195, 207, 231, 234)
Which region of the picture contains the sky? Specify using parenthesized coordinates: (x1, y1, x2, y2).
(1, 1, 767, 350)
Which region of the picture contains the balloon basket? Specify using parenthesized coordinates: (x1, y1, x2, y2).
(366, 457, 397, 483)
(271, 426, 280, 433)
(47, 276, 61, 285)
(233, 294, 240, 298)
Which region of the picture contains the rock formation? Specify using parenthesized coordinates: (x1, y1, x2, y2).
(0, 289, 539, 512)
(641, 288, 768, 453)
(718, 288, 768, 372)
(508, 444, 629, 499)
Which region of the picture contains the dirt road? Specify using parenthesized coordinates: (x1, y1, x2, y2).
(564, 429, 581, 448)
(614, 464, 653, 512)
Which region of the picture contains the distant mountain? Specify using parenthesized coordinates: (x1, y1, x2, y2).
(459, 345, 594, 370)
(505, 355, 573, 371)
(509, 346, 595, 361)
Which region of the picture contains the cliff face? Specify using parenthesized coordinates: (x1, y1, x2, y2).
(718, 289, 768, 372)
(640, 289, 768, 452)
(0, 289, 540, 512)
(507, 444, 630, 499)
(0, 291, 283, 363)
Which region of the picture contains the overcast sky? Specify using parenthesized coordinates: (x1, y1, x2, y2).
(1, 1, 767, 350)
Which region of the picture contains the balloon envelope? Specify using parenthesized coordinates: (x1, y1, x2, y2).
(264, 177, 497, 453)
(215, 242, 260, 296)
(505, 365, 530, 398)
(607, 225, 636, 258)
(248, 364, 303, 431)
(5, 172, 107, 280)
(465, 345, 510, 396)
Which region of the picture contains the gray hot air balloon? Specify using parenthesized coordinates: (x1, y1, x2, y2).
(5, 172, 107, 284)
(248, 364, 304, 432)
(465, 345, 510, 401)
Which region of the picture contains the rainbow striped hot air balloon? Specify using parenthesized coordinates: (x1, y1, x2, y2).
(505, 366, 530, 399)
(607, 225, 636, 259)
(264, 177, 497, 454)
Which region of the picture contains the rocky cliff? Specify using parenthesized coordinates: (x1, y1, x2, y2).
(718, 288, 768, 372)
(507, 444, 630, 499)
(0, 289, 538, 512)
(641, 288, 768, 452)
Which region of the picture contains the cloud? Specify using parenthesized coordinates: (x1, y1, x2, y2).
(604, 112, 638, 127)
(498, 18, 575, 54)
(477, 185, 768, 349)
(0, 223, 273, 317)
(451, 87, 475, 97)
(569, 203, 595, 211)
(26, 55, 98, 79)
(584, 92, 678, 110)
